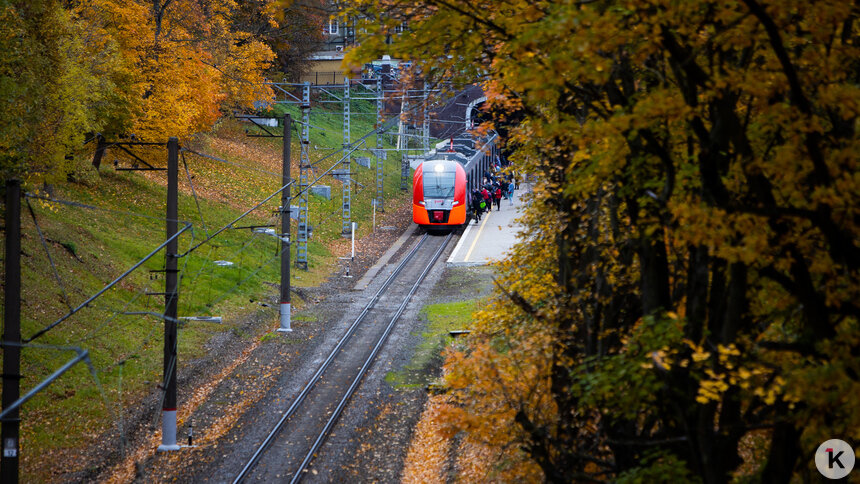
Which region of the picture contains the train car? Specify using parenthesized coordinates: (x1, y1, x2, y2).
(412, 158, 468, 227)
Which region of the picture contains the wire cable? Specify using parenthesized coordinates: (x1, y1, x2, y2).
(204, 244, 288, 309)
(181, 147, 281, 178)
(24, 195, 193, 343)
(179, 181, 293, 258)
(25, 198, 73, 311)
(182, 150, 211, 238)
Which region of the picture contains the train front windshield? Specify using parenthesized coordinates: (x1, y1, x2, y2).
(423, 170, 456, 199)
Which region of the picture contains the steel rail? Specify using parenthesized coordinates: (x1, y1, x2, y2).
(289, 231, 453, 483)
(232, 231, 430, 484)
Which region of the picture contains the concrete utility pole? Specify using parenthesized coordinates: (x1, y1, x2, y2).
(342, 77, 352, 237)
(2, 179, 21, 483)
(159, 137, 181, 451)
(278, 114, 292, 332)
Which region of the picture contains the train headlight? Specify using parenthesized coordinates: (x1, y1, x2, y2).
(434, 163, 445, 173)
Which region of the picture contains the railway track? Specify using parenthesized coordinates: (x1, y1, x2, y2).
(233, 230, 453, 483)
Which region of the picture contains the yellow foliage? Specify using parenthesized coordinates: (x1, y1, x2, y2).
(343, 0, 860, 479)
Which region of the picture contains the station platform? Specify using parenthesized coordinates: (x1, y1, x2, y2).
(446, 185, 529, 266)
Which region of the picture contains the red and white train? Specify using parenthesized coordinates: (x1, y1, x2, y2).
(412, 135, 499, 228)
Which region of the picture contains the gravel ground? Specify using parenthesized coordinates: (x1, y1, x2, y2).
(65, 199, 498, 483)
(312, 263, 497, 483)
(56, 202, 411, 483)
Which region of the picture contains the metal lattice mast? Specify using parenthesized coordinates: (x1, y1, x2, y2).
(423, 81, 430, 153)
(399, 89, 409, 190)
(401, 152, 409, 191)
(375, 76, 384, 212)
(397, 90, 408, 151)
(342, 77, 352, 236)
(296, 82, 310, 270)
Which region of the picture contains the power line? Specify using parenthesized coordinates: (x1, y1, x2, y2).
(23, 194, 193, 343)
(181, 147, 281, 178)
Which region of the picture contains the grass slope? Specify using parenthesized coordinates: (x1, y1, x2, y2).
(2, 87, 422, 481)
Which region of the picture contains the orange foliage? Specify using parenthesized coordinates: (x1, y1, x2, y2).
(346, 0, 860, 481)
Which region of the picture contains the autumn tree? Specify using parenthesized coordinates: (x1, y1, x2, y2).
(79, 0, 276, 142)
(235, 0, 327, 82)
(0, 0, 281, 183)
(0, 0, 133, 183)
(345, 0, 860, 482)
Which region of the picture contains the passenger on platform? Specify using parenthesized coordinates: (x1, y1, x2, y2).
(493, 184, 502, 210)
(471, 189, 484, 222)
(481, 187, 492, 211)
(506, 180, 515, 204)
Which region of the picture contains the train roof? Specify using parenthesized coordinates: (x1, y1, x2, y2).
(421, 157, 464, 171)
(425, 132, 496, 166)
(431, 151, 470, 164)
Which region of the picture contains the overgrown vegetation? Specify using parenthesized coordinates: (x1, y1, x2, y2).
(346, 0, 860, 481)
(5, 92, 412, 480)
(386, 299, 480, 389)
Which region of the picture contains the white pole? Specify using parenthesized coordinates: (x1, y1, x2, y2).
(278, 302, 292, 332)
(158, 409, 180, 451)
(351, 222, 356, 260)
(372, 200, 376, 232)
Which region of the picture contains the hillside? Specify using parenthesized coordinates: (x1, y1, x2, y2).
(5, 92, 418, 481)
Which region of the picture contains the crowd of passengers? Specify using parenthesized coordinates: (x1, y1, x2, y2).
(469, 154, 519, 223)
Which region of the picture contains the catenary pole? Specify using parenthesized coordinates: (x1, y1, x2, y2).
(2, 179, 21, 483)
(278, 114, 292, 332)
(375, 76, 384, 212)
(296, 82, 310, 270)
(400, 89, 409, 191)
(342, 76, 352, 237)
(159, 137, 181, 451)
(422, 80, 430, 153)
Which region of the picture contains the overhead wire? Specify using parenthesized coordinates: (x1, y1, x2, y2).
(204, 244, 289, 309)
(24, 75, 482, 368)
(23, 193, 193, 343)
(25, 197, 73, 312)
(181, 150, 210, 238)
(181, 147, 280, 178)
(178, 180, 293, 258)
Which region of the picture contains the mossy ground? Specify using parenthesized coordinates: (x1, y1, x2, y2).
(386, 266, 497, 389)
